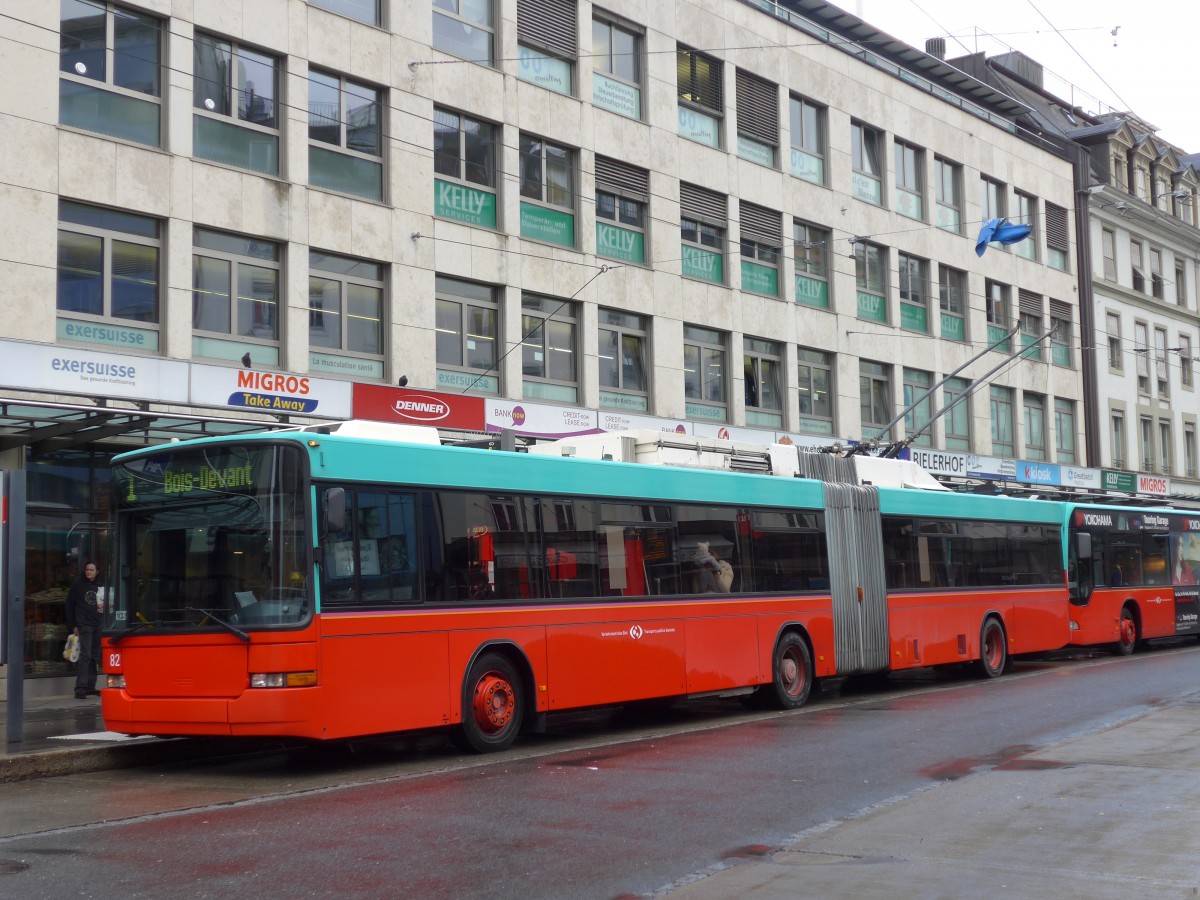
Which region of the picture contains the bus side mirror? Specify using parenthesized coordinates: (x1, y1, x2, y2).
(324, 487, 346, 534)
(1076, 532, 1092, 561)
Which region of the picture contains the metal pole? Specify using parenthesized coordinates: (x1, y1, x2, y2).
(5, 470, 27, 745)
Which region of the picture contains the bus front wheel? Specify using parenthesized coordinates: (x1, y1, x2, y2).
(763, 633, 813, 710)
(1113, 607, 1138, 656)
(977, 617, 1007, 679)
(456, 653, 524, 753)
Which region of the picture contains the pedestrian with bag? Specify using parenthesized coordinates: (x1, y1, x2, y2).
(65, 561, 103, 700)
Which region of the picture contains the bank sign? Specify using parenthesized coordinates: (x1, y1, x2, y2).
(190, 364, 351, 418)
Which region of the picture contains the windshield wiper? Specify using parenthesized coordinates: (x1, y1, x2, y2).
(109, 620, 155, 644)
(185, 607, 251, 642)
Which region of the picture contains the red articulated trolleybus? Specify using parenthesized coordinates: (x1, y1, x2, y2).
(1064, 503, 1200, 654)
(100, 423, 1069, 752)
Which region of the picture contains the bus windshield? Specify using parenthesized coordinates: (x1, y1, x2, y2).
(109, 443, 310, 634)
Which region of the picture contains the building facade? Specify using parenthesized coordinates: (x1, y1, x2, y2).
(4, 0, 1092, 681)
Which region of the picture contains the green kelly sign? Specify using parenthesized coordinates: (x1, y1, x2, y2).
(682, 244, 722, 283)
(1102, 470, 1136, 493)
(795, 274, 828, 308)
(521, 203, 575, 247)
(435, 179, 496, 228)
(596, 222, 644, 263)
(857, 291, 886, 322)
(741, 260, 778, 296)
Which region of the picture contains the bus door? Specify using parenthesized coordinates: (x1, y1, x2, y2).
(823, 483, 889, 674)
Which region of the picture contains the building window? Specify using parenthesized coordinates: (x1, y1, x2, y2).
(854, 241, 887, 323)
(1111, 412, 1126, 469)
(1150, 248, 1165, 299)
(433, 108, 498, 228)
(851, 121, 883, 205)
(308, 69, 383, 201)
(794, 222, 830, 308)
(898, 253, 928, 333)
(1130, 238, 1145, 293)
(893, 140, 923, 220)
(598, 310, 649, 411)
(1176, 261, 1188, 307)
(860, 361, 892, 441)
(739, 202, 781, 297)
(192, 34, 279, 176)
(1181, 335, 1194, 387)
(1155, 327, 1169, 398)
(1159, 420, 1172, 474)
(789, 95, 825, 184)
(1018, 290, 1043, 361)
(684, 325, 728, 422)
(735, 69, 778, 166)
(1050, 300, 1072, 368)
(519, 133, 575, 247)
(990, 386, 1014, 457)
(57, 200, 161, 346)
(595, 157, 648, 265)
(1055, 398, 1076, 464)
(1014, 192, 1037, 261)
(934, 156, 962, 233)
(1186, 425, 1197, 478)
(435, 276, 498, 393)
(310, 0, 379, 26)
(192, 228, 281, 366)
(59, 0, 162, 146)
(985, 279, 1010, 350)
(521, 294, 577, 403)
(432, 0, 494, 64)
(308, 251, 384, 378)
(938, 265, 966, 341)
(797, 348, 833, 435)
(1101, 228, 1116, 281)
(980, 176, 1007, 249)
(516, 0, 575, 95)
(1045, 202, 1069, 271)
(743, 338, 783, 427)
(592, 16, 642, 119)
(1140, 416, 1153, 470)
(944, 376, 970, 452)
(1106, 312, 1122, 370)
(902, 368, 933, 447)
(680, 184, 726, 285)
(1023, 393, 1046, 461)
(677, 46, 722, 147)
(1135, 322, 1150, 394)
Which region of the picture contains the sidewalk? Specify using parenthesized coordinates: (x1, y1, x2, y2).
(668, 698, 1200, 898)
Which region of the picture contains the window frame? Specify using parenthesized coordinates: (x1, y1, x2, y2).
(902, 367, 933, 448)
(307, 68, 384, 202)
(1054, 398, 1076, 464)
(193, 32, 281, 176)
(1181, 334, 1194, 388)
(797, 347, 834, 435)
(990, 385, 1015, 457)
(854, 241, 887, 323)
(516, 0, 576, 95)
(1111, 412, 1126, 470)
(59, 0, 163, 147)
(598, 309, 650, 411)
(934, 156, 962, 233)
(1023, 393, 1047, 462)
(893, 140, 924, 220)
(898, 252, 929, 333)
(191, 227, 283, 364)
(520, 293, 578, 403)
(851, 121, 884, 205)
(1014, 191, 1038, 261)
(859, 360, 893, 440)
(435, 276, 500, 394)
(1107, 312, 1122, 371)
(735, 68, 779, 167)
(1134, 321, 1150, 395)
(788, 94, 825, 185)
(56, 200, 162, 337)
(1101, 228, 1117, 281)
(938, 264, 966, 341)
(308, 249, 385, 370)
(985, 279, 1011, 350)
(676, 45, 723, 148)
(592, 14, 643, 120)
(794, 221, 830, 308)
(432, 0, 495, 65)
(433, 107, 498, 228)
(743, 337, 783, 427)
(944, 376, 970, 452)
(309, 0, 381, 26)
(683, 324, 728, 422)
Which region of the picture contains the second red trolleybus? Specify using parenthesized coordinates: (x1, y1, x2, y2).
(100, 424, 1068, 751)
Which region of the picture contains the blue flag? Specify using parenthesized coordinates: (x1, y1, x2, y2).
(976, 218, 1033, 256)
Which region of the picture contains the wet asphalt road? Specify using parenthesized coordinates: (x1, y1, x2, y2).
(2, 644, 1198, 899)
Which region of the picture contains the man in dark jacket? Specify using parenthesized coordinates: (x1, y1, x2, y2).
(65, 562, 102, 700)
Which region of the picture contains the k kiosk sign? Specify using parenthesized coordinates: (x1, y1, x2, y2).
(353, 384, 485, 431)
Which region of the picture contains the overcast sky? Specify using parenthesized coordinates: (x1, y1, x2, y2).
(852, 0, 1198, 154)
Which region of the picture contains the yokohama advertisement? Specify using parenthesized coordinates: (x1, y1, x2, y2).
(353, 384, 485, 431)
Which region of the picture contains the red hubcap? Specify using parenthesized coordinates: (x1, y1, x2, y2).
(1120, 616, 1136, 646)
(985, 629, 1002, 669)
(781, 649, 804, 697)
(472, 673, 515, 733)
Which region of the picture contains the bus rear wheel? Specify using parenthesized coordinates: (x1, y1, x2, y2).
(977, 617, 1007, 679)
(762, 633, 813, 710)
(1113, 607, 1138, 656)
(455, 653, 524, 753)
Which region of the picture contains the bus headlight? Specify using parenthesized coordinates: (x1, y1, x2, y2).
(105, 674, 126, 689)
(250, 672, 317, 688)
